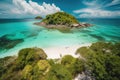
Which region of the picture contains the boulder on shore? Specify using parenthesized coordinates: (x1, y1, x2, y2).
(71, 23, 92, 28)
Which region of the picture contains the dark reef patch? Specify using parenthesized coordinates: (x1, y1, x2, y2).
(20, 31, 39, 38)
(0, 35, 24, 50)
(89, 34, 106, 41)
(79, 29, 92, 33)
(27, 32, 38, 38)
(102, 33, 120, 41)
(0, 34, 16, 39)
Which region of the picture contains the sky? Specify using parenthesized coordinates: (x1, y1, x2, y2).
(0, 0, 120, 18)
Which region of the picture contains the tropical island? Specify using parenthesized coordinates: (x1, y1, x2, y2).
(0, 42, 120, 80)
(0, 0, 120, 80)
(34, 12, 92, 33)
(35, 16, 43, 19)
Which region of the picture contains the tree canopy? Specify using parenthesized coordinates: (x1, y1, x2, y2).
(76, 42, 120, 80)
(42, 12, 79, 25)
(0, 42, 120, 80)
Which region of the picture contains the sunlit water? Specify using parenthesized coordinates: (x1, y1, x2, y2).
(0, 18, 120, 57)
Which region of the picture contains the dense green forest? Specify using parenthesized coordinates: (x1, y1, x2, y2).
(42, 12, 79, 25)
(0, 42, 120, 80)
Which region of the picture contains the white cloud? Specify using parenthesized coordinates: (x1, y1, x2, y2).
(83, 0, 97, 6)
(73, 0, 120, 18)
(83, 0, 120, 9)
(74, 8, 120, 18)
(11, 0, 61, 17)
(105, 0, 120, 7)
(0, 0, 61, 18)
(82, 0, 104, 9)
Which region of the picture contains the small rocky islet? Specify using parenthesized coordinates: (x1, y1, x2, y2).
(35, 16, 43, 19)
(34, 12, 92, 33)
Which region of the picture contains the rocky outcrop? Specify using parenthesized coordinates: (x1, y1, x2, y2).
(71, 23, 92, 28)
(35, 22, 92, 29)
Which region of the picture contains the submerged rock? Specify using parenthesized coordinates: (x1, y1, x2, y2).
(0, 35, 24, 50)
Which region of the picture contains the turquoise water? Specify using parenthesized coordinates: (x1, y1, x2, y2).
(0, 19, 120, 57)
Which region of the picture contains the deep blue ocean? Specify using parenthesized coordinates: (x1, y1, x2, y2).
(0, 18, 120, 57)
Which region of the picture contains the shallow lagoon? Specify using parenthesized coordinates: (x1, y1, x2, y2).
(0, 19, 120, 57)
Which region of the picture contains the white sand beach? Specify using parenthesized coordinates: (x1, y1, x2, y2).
(0, 43, 91, 59)
(43, 43, 91, 59)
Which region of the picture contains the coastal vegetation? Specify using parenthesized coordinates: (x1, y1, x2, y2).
(76, 42, 120, 80)
(0, 42, 120, 80)
(42, 12, 79, 25)
(34, 12, 92, 33)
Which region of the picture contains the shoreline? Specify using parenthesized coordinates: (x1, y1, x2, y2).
(0, 43, 92, 59)
(34, 22, 92, 33)
(43, 43, 91, 59)
(34, 22, 71, 33)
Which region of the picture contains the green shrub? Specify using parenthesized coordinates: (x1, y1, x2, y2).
(73, 59, 85, 75)
(16, 48, 47, 70)
(47, 64, 72, 80)
(31, 60, 50, 80)
(22, 65, 32, 80)
(76, 42, 120, 80)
